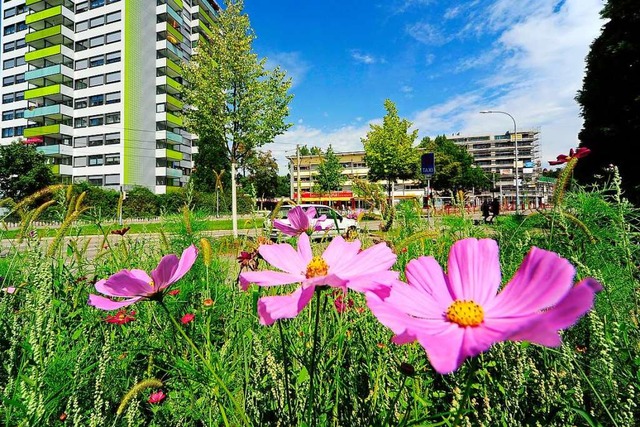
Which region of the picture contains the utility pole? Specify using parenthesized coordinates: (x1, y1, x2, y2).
(296, 144, 301, 204)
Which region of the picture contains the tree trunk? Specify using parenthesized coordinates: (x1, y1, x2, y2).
(231, 161, 238, 238)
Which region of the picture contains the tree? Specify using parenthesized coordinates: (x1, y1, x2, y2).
(314, 145, 345, 193)
(276, 174, 291, 197)
(575, 0, 640, 203)
(0, 141, 55, 201)
(244, 150, 279, 199)
(362, 99, 419, 201)
(191, 134, 231, 193)
(418, 135, 490, 194)
(183, 0, 293, 236)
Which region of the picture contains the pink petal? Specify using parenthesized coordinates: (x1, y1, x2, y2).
(257, 285, 315, 325)
(97, 271, 153, 298)
(151, 254, 179, 290)
(274, 220, 301, 236)
(485, 247, 576, 315)
(305, 273, 348, 289)
(344, 241, 395, 277)
(167, 245, 198, 285)
(321, 236, 361, 272)
(296, 233, 313, 264)
(446, 238, 501, 305)
(88, 294, 141, 310)
(405, 256, 455, 309)
(304, 206, 317, 219)
(509, 278, 602, 346)
(239, 270, 304, 289)
(288, 206, 310, 231)
(259, 241, 307, 275)
(347, 271, 398, 297)
(2, 287, 16, 294)
(379, 279, 447, 319)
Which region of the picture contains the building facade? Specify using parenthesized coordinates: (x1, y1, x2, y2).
(449, 130, 545, 203)
(1, 0, 219, 194)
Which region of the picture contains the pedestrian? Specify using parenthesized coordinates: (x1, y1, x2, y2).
(489, 198, 500, 223)
(481, 199, 490, 223)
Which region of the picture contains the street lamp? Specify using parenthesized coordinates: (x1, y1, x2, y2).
(480, 110, 520, 215)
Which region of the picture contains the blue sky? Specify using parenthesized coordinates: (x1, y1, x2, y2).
(243, 0, 606, 172)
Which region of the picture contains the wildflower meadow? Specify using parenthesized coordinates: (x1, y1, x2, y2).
(0, 163, 638, 426)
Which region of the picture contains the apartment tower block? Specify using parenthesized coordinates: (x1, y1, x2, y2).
(1, 0, 219, 193)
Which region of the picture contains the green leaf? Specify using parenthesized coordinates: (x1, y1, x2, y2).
(296, 366, 310, 386)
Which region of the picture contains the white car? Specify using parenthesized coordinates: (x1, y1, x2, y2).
(264, 204, 358, 241)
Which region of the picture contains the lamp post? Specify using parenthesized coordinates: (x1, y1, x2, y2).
(480, 110, 520, 215)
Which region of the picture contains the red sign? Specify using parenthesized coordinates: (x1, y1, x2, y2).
(25, 136, 43, 144)
(294, 191, 353, 199)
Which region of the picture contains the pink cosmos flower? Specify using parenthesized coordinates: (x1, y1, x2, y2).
(181, 313, 195, 324)
(239, 233, 398, 325)
(88, 245, 198, 310)
(549, 147, 591, 165)
(2, 287, 16, 294)
(148, 390, 166, 404)
(366, 238, 602, 374)
(273, 206, 329, 237)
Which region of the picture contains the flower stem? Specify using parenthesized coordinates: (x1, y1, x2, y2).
(385, 375, 408, 426)
(453, 357, 479, 426)
(307, 289, 324, 427)
(159, 302, 250, 426)
(278, 320, 295, 425)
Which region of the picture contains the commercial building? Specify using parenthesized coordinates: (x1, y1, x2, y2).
(1, 0, 219, 194)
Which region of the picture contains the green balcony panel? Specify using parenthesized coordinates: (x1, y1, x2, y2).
(25, 5, 62, 25)
(166, 148, 183, 161)
(166, 76, 183, 91)
(166, 23, 184, 43)
(24, 104, 61, 119)
(24, 124, 60, 138)
(25, 45, 62, 62)
(166, 112, 183, 127)
(24, 64, 62, 81)
(166, 185, 182, 193)
(49, 164, 60, 174)
(25, 84, 61, 100)
(199, 20, 214, 39)
(25, 25, 62, 44)
(166, 58, 182, 75)
(166, 94, 183, 109)
(168, 0, 184, 11)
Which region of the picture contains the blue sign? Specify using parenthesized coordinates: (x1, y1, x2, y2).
(421, 152, 435, 176)
(524, 161, 534, 168)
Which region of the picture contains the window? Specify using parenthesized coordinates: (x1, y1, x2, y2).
(89, 115, 103, 126)
(15, 56, 25, 67)
(2, 128, 14, 138)
(76, 20, 89, 32)
(88, 155, 104, 166)
(89, 94, 104, 107)
(2, 94, 13, 104)
(89, 16, 105, 28)
(75, 39, 89, 51)
(3, 59, 14, 70)
(75, 59, 88, 70)
(3, 76, 14, 86)
(74, 176, 87, 183)
(105, 71, 120, 84)
(105, 133, 120, 145)
(104, 174, 120, 185)
(74, 156, 87, 167)
(14, 73, 24, 84)
(75, 98, 88, 109)
(105, 92, 120, 104)
(74, 117, 87, 128)
(90, 55, 104, 67)
(15, 39, 25, 50)
(76, 2, 89, 13)
(105, 51, 120, 64)
(14, 109, 24, 119)
(75, 78, 88, 89)
(2, 111, 14, 121)
(106, 11, 121, 24)
(4, 25, 16, 36)
(14, 126, 24, 136)
(105, 112, 120, 124)
(105, 153, 120, 165)
(74, 137, 88, 148)
(88, 134, 103, 146)
(3, 41, 14, 53)
(89, 75, 104, 87)
(14, 91, 23, 101)
(89, 35, 104, 48)
(156, 103, 165, 113)
(88, 175, 103, 185)
(4, 7, 15, 18)
(91, 0, 105, 8)
(16, 22, 26, 32)
(105, 31, 121, 44)
(107, 0, 121, 4)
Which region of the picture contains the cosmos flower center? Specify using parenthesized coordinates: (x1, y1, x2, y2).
(148, 280, 155, 288)
(446, 300, 484, 327)
(306, 256, 329, 279)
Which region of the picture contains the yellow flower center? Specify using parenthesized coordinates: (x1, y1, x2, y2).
(306, 256, 329, 279)
(446, 300, 484, 327)
(149, 280, 155, 288)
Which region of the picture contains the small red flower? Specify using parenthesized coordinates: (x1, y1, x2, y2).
(203, 298, 214, 307)
(105, 309, 136, 325)
(549, 147, 591, 165)
(181, 313, 195, 324)
(334, 294, 354, 313)
(167, 289, 180, 296)
(110, 226, 131, 236)
(148, 390, 166, 404)
(59, 412, 67, 421)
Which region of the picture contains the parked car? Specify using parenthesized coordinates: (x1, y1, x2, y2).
(264, 204, 358, 241)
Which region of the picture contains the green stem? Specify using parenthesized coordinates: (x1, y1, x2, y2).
(159, 301, 250, 426)
(278, 320, 295, 425)
(307, 290, 323, 427)
(453, 357, 479, 426)
(385, 375, 408, 426)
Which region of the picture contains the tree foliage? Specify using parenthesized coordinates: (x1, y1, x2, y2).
(0, 142, 55, 201)
(314, 145, 345, 192)
(191, 134, 231, 193)
(298, 145, 323, 156)
(575, 0, 640, 203)
(243, 150, 279, 198)
(418, 135, 490, 193)
(362, 99, 419, 197)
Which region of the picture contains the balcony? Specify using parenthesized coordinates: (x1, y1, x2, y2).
(156, 167, 183, 178)
(48, 164, 73, 176)
(25, 5, 74, 31)
(24, 123, 72, 138)
(24, 44, 74, 68)
(156, 148, 183, 161)
(37, 143, 73, 157)
(24, 24, 74, 49)
(24, 84, 73, 103)
(26, 0, 73, 12)
(24, 64, 73, 87)
(24, 104, 73, 122)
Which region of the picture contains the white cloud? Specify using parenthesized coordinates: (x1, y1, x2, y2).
(265, 52, 310, 88)
(350, 50, 384, 64)
(406, 22, 449, 46)
(444, 6, 462, 19)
